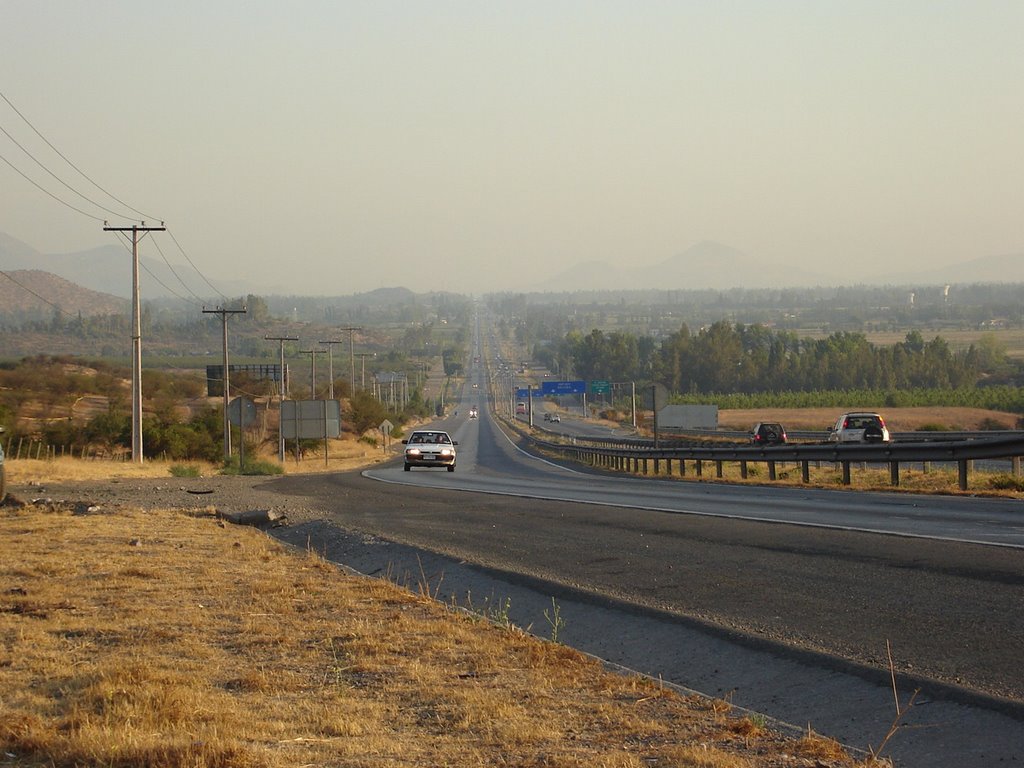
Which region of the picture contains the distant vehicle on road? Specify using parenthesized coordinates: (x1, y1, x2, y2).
(402, 430, 458, 472)
(515, 402, 527, 415)
(828, 412, 891, 443)
(469, 407, 478, 419)
(750, 422, 786, 445)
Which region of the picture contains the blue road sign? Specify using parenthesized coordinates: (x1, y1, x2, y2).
(541, 380, 586, 395)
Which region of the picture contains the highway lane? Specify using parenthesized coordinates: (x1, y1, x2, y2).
(264, 339, 1024, 764)
(371, 401, 1024, 549)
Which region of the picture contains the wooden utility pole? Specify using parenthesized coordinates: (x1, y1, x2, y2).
(103, 222, 165, 463)
(203, 306, 247, 461)
(335, 326, 362, 391)
(265, 334, 298, 462)
(298, 349, 327, 397)
(318, 339, 345, 400)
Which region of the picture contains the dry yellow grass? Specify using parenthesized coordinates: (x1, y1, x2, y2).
(0, 502, 878, 768)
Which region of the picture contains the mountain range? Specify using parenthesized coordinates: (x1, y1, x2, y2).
(3, 231, 1024, 298)
(0, 232, 251, 301)
(523, 241, 1024, 293)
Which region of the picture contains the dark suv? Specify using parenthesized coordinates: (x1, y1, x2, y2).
(751, 422, 787, 446)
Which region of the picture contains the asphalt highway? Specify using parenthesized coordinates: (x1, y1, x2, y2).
(262, 353, 1024, 766)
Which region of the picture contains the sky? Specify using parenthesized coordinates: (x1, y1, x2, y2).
(1, 1, 1022, 297)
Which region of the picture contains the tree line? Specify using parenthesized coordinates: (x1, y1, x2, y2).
(532, 322, 1010, 398)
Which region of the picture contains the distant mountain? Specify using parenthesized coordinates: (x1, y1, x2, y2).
(526, 241, 834, 292)
(877, 251, 1024, 286)
(0, 232, 250, 300)
(0, 269, 129, 317)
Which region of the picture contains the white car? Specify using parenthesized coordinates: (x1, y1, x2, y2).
(828, 412, 891, 443)
(402, 430, 458, 472)
(469, 407, 478, 419)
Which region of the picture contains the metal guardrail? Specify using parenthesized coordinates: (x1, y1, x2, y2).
(663, 428, 1023, 443)
(526, 430, 1024, 491)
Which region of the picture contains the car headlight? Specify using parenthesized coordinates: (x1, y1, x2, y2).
(406, 448, 421, 456)
(440, 449, 453, 456)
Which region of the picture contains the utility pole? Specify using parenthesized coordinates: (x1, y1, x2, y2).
(355, 352, 374, 390)
(335, 326, 362, 391)
(298, 349, 327, 398)
(318, 339, 345, 400)
(103, 222, 165, 463)
(203, 306, 247, 462)
(265, 334, 298, 462)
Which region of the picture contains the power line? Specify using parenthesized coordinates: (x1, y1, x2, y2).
(0, 149, 106, 222)
(163, 229, 229, 302)
(0, 121, 140, 222)
(149, 234, 206, 304)
(0, 269, 74, 316)
(0, 88, 155, 221)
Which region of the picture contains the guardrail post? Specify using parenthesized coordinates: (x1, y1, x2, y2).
(715, 460, 723, 478)
(666, 457, 673, 475)
(1014, 456, 1021, 477)
(642, 458, 649, 475)
(768, 461, 776, 481)
(842, 461, 851, 485)
(695, 460, 703, 477)
(740, 460, 747, 479)
(653, 458, 660, 475)
(801, 461, 809, 483)
(958, 460, 969, 491)
(890, 461, 900, 486)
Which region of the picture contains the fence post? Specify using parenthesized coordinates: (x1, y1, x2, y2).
(1014, 456, 1021, 477)
(890, 461, 900, 486)
(768, 461, 776, 481)
(958, 460, 969, 491)
(841, 461, 851, 485)
(715, 460, 723, 478)
(801, 461, 810, 483)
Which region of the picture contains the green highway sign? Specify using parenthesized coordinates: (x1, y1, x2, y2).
(589, 379, 611, 394)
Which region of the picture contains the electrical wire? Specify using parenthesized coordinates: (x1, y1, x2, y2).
(1, 91, 228, 309)
(164, 229, 230, 302)
(0, 268, 73, 316)
(150, 234, 207, 304)
(0, 88, 156, 221)
(0, 122, 139, 222)
(0, 149, 106, 222)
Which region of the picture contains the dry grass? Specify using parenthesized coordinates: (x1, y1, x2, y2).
(0, 503, 878, 768)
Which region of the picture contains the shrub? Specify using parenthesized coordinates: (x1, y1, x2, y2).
(169, 464, 202, 477)
(987, 474, 1024, 491)
(221, 457, 284, 476)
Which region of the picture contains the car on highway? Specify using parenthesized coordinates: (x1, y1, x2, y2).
(750, 422, 786, 445)
(515, 402, 526, 415)
(402, 430, 458, 472)
(469, 407, 478, 419)
(548, 412, 560, 423)
(828, 412, 891, 443)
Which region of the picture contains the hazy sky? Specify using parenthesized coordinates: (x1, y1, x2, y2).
(2, 1, 1022, 296)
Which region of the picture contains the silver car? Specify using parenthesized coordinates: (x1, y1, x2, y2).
(402, 430, 458, 472)
(828, 412, 891, 443)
